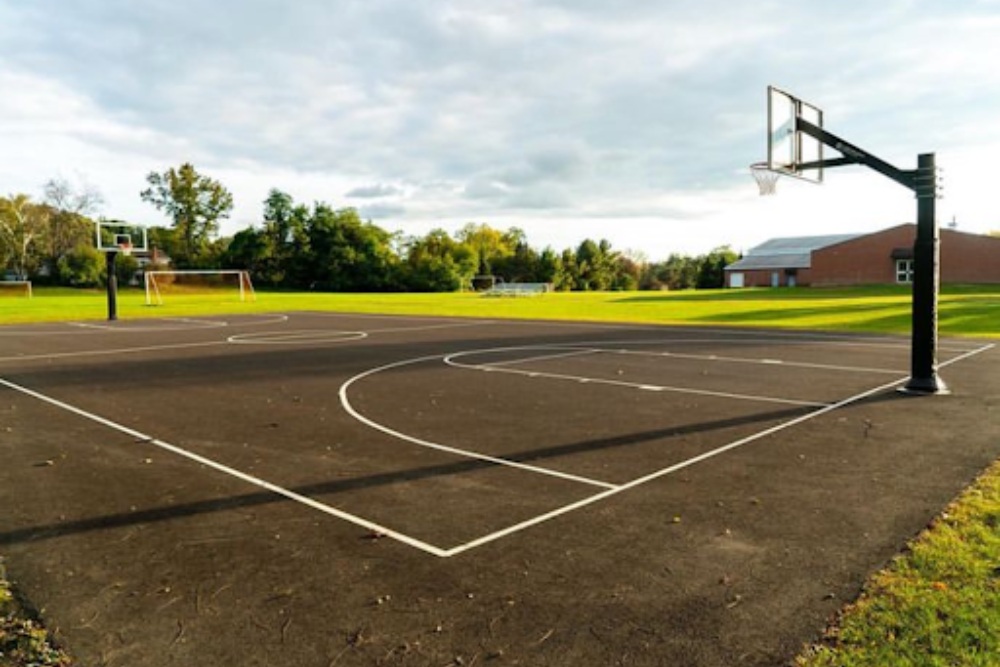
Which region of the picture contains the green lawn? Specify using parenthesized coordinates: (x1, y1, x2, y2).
(2, 284, 999, 666)
(2, 284, 999, 338)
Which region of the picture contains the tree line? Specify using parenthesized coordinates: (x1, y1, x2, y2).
(1, 163, 738, 291)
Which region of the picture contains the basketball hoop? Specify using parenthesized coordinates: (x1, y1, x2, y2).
(113, 233, 133, 256)
(750, 162, 780, 196)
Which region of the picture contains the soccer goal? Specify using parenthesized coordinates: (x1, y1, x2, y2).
(144, 270, 256, 306)
(0, 280, 32, 298)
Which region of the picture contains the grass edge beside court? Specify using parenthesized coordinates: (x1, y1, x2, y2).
(797, 458, 1000, 666)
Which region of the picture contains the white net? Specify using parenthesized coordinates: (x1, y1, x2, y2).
(750, 162, 780, 196)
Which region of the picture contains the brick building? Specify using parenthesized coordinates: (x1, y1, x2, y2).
(724, 224, 1000, 288)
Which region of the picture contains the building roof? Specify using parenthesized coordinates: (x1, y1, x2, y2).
(725, 232, 863, 271)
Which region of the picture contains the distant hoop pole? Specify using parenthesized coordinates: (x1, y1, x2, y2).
(105, 250, 119, 321)
(750, 162, 780, 196)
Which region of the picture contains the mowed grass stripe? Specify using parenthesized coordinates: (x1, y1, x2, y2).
(2, 284, 999, 338)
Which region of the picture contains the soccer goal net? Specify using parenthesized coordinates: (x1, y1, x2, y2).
(0, 280, 32, 298)
(144, 270, 255, 306)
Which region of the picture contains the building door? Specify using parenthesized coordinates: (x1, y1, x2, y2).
(729, 272, 744, 288)
(770, 271, 780, 287)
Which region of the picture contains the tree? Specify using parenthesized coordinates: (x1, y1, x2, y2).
(140, 163, 233, 266)
(696, 246, 739, 289)
(43, 176, 104, 215)
(646, 254, 699, 290)
(456, 223, 516, 276)
(0, 194, 50, 279)
(554, 248, 578, 291)
(57, 243, 104, 287)
(575, 238, 619, 290)
(261, 189, 310, 286)
(402, 229, 476, 291)
(41, 177, 103, 280)
(306, 204, 397, 291)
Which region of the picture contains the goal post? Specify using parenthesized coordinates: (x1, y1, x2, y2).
(0, 280, 32, 298)
(144, 270, 256, 306)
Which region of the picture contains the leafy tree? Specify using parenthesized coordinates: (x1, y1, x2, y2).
(612, 254, 642, 290)
(645, 254, 699, 290)
(554, 248, 578, 291)
(457, 223, 516, 276)
(696, 246, 739, 289)
(224, 227, 273, 281)
(575, 238, 618, 290)
(0, 194, 49, 279)
(140, 163, 233, 266)
(146, 226, 182, 262)
(494, 240, 541, 283)
(114, 252, 140, 287)
(57, 243, 104, 286)
(402, 229, 476, 291)
(39, 178, 103, 281)
(261, 189, 311, 286)
(306, 204, 397, 291)
(536, 247, 561, 284)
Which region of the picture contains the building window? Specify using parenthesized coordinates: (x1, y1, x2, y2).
(896, 259, 914, 284)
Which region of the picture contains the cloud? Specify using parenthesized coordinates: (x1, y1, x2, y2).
(358, 203, 407, 220)
(346, 183, 404, 198)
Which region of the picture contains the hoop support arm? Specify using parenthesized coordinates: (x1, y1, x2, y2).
(796, 118, 917, 191)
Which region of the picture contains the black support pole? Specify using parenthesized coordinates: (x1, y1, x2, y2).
(105, 251, 118, 322)
(902, 153, 947, 394)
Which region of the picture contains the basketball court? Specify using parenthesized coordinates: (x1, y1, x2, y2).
(1, 311, 997, 666)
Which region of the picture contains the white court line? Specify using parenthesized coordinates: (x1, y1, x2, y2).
(938, 343, 996, 368)
(476, 348, 601, 368)
(338, 354, 619, 490)
(0, 376, 451, 558)
(615, 348, 905, 375)
(439, 341, 996, 557)
(444, 347, 830, 408)
(68, 318, 227, 331)
(0, 340, 230, 364)
(0, 314, 290, 336)
(365, 320, 498, 334)
(228, 330, 368, 345)
(225, 320, 494, 345)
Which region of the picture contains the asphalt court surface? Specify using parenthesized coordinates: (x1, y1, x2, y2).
(1, 311, 998, 666)
(3, 312, 979, 554)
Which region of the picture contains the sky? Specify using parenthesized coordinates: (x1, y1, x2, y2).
(2, 1, 999, 259)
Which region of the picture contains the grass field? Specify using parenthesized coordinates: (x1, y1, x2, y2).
(2, 284, 1000, 338)
(2, 284, 999, 666)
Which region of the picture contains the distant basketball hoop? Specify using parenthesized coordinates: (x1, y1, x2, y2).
(115, 234, 134, 256)
(750, 162, 780, 196)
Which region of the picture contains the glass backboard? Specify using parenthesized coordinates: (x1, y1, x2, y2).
(767, 86, 824, 183)
(96, 220, 148, 254)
